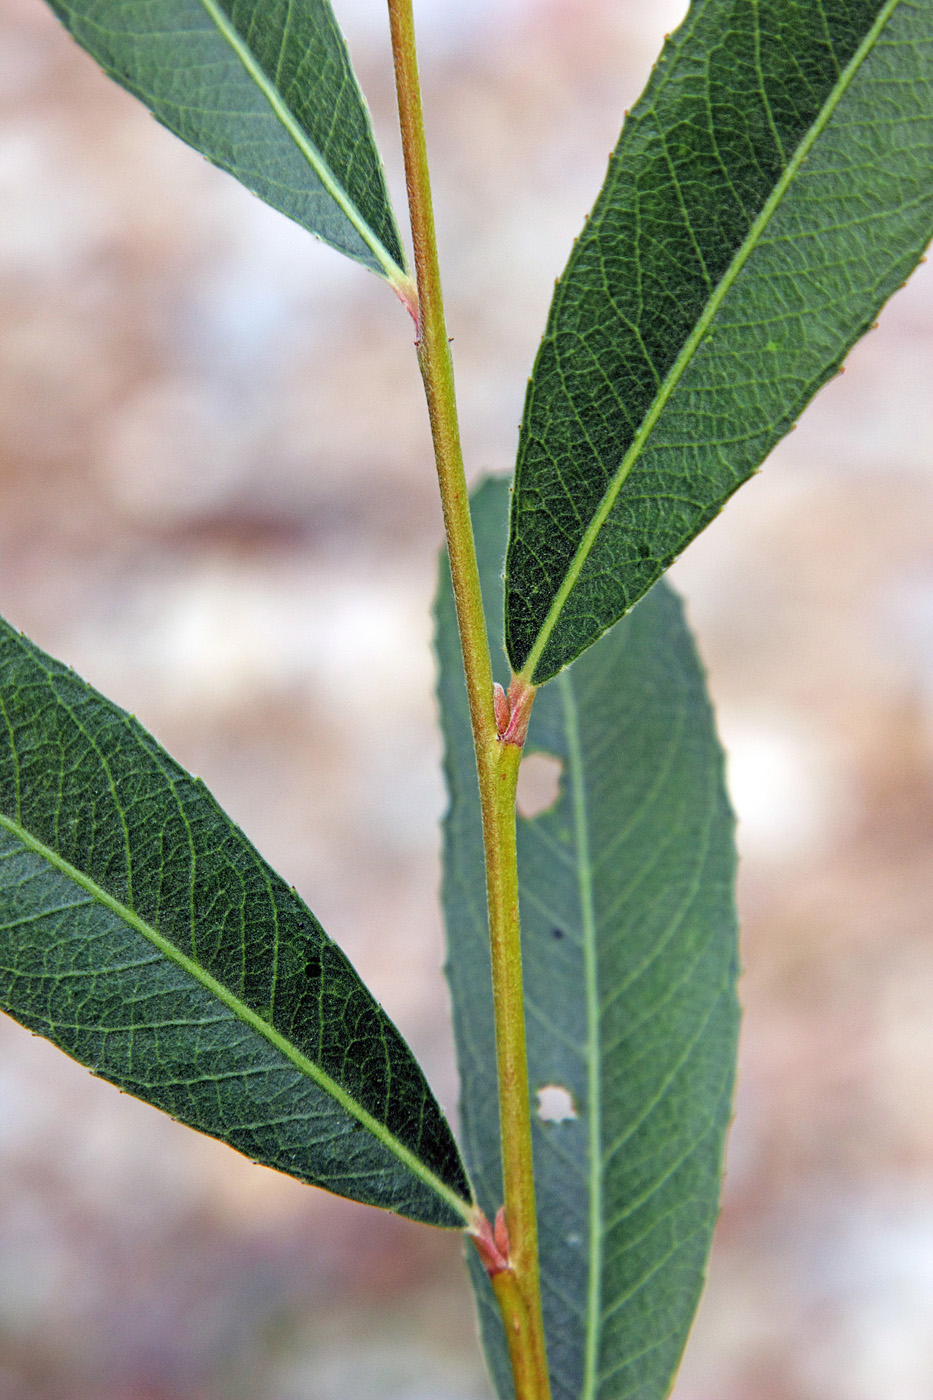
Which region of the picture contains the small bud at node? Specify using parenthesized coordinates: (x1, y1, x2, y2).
(493, 682, 510, 737)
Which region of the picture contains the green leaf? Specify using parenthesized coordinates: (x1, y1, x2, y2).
(44, 0, 409, 284)
(438, 478, 739, 1398)
(506, 0, 933, 684)
(0, 618, 471, 1228)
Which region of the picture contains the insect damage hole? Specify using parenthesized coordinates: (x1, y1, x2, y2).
(516, 752, 562, 819)
(536, 1085, 577, 1123)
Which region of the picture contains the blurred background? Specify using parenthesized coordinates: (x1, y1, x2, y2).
(1, 0, 932, 1396)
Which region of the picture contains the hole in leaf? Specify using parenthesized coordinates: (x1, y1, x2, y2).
(536, 1085, 577, 1123)
(517, 752, 562, 819)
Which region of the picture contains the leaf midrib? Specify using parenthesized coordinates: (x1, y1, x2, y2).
(0, 808, 472, 1223)
(558, 671, 602, 1400)
(198, 0, 409, 287)
(519, 0, 902, 683)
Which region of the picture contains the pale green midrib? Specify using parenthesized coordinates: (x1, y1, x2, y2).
(558, 672, 602, 1399)
(198, 0, 407, 285)
(519, 0, 902, 684)
(0, 808, 472, 1223)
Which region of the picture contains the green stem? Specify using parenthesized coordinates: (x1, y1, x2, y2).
(386, 5, 550, 1397)
(386, 0, 491, 746)
(482, 734, 546, 1363)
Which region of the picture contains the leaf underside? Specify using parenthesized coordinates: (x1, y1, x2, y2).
(0, 618, 470, 1228)
(506, 0, 933, 684)
(438, 479, 739, 1399)
(44, 0, 407, 282)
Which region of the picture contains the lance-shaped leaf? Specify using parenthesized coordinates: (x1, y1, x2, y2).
(0, 618, 471, 1228)
(44, 0, 409, 285)
(439, 479, 739, 1399)
(506, 0, 933, 684)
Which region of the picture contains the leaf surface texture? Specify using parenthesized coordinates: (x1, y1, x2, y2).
(506, 0, 933, 682)
(439, 480, 739, 1398)
(0, 618, 471, 1227)
(44, 0, 407, 280)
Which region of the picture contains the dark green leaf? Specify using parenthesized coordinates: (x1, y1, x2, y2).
(506, 0, 933, 683)
(439, 479, 739, 1398)
(0, 618, 471, 1228)
(44, 0, 409, 284)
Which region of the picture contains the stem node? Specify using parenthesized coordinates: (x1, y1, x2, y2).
(469, 1206, 511, 1278)
(499, 677, 536, 748)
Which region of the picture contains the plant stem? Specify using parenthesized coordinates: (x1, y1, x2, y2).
(386, 0, 491, 751)
(482, 731, 548, 1388)
(386, 5, 549, 1397)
